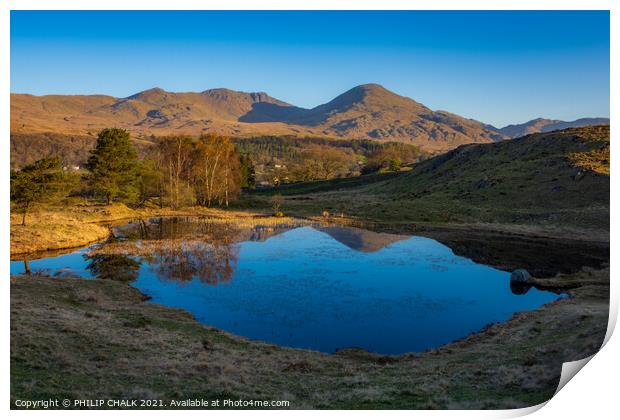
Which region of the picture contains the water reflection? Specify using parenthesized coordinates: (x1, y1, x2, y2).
(509, 281, 532, 295)
(88, 217, 310, 285)
(14, 217, 608, 285)
(87, 218, 419, 285)
(144, 241, 238, 284)
(22, 260, 31, 275)
(316, 226, 409, 253)
(11, 218, 571, 354)
(85, 254, 141, 282)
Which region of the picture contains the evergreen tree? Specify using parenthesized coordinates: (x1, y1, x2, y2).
(239, 154, 256, 189)
(10, 156, 73, 225)
(86, 128, 139, 204)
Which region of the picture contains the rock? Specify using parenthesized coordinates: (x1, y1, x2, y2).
(201, 338, 213, 351)
(510, 269, 532, 284)
(509, 269, 533, 295)
(574, 170, 585, 181)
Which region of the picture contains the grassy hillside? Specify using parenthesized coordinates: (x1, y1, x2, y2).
(253, 171, 407, 196)
(261, 125, 609, 230)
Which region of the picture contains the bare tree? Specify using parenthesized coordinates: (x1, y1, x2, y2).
(192, 134, 241, 207)
(152, 136, 194, 208)
(295, 146, 352, 181)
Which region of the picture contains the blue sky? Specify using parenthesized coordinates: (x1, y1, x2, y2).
(10, 10, 609, 127)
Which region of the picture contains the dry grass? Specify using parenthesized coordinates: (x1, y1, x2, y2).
(568, 147, 610, 175)
(9, 202, 300, 256)
(11, 219, 111, 256)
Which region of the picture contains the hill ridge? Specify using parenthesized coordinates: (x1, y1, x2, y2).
(498, 117, 610, 138)
(10, 83, 608, 153)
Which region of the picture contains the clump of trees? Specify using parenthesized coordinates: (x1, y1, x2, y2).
(10, 129, 253, 213)
(10, 128, 425, 215)
(150, 134, 243, 208)
(291, 146, 354, 181)
(234, 135, 422, 184)
(362, 143, 421, 174)
(10, 132, 96, 170)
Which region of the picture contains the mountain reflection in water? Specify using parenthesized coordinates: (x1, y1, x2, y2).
(10, 217, 580, 354)
(87, 218, 418, 286)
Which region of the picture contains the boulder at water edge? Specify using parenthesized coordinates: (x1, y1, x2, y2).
(510, 269, 532, 284)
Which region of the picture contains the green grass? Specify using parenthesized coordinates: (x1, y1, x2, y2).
(246, 126, 610, 231)
(251, 171, 406, 196)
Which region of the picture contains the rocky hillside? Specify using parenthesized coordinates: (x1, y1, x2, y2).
(498, 117, 610, 138)
(284, 84, 505, 150)
(372, 125, 610, 227)
(11, 84, 505, 152)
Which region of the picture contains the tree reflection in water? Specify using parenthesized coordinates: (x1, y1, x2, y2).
(85, 254, 141, 282)
(146, 240, 238, 284)
(87, 218, 246, 285)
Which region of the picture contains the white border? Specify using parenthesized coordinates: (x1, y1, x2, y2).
(2, 1, 616, 419)
(0, 0, 614, 10)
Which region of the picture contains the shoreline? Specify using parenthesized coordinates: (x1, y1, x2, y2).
(9, 204, 304, 256)
(8, 273, 566, 360)
(10, 265, 609, 409)
(11, 203, 609, 257)
(9, 203, 611, 408)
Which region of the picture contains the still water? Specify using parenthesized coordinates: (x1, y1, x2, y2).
(10, 218, 563, 354)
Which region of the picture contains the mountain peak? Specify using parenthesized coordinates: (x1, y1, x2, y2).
(126, 87, 168, 101)
(305, 83, 427, 119)
(201, 87, 235, 95)
(344, 83, 393, 99)
(352, 83, 387, 91)
(200, 88, 287, 105)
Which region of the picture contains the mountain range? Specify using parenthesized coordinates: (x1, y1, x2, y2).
(10, 83, 608, 153)
(494, 117, 610, 138)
